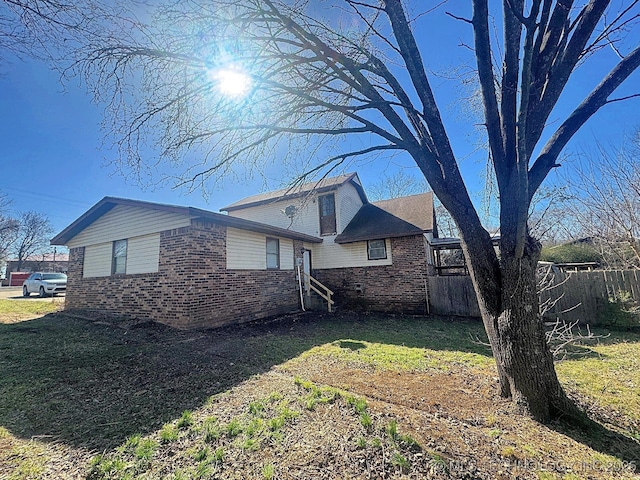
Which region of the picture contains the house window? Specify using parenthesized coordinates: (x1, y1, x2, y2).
(367, 239, 387, 260)
(319, 193, 336, 235)
(266, 237, 280, 269)
(112, 239, 127, 274)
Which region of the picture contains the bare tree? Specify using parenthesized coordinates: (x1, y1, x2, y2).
(0, 193, 19, 262)
(0, 0, 99, 63)
(7, 0, 640, 421)
(367, 169, 429, 201)
(12, 211, 53, 271)
(560, 132, 640, 269)
(528, 185, 579, 246)
(434, 202, 459, 239)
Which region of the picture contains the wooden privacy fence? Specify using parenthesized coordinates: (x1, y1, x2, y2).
(427, 275, 481, 318)
(427, 270, 640, 324)
(540, 269, 640, 324)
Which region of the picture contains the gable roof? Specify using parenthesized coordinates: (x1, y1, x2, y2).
(334, 192, 434, 244)
(51, 197, 323, 246)
(220, 172, 367, 212)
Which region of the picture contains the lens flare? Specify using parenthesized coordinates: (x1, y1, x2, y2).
(209, 67, 252, 98)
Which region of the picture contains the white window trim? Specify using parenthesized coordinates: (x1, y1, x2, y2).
(112, 239, 128, 275)
(266, 237, 280, 270)
(367, 239, 387, 260)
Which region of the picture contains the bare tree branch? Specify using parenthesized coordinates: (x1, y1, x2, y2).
(530, 44, 640, 195)
(472, 0, 505, 187)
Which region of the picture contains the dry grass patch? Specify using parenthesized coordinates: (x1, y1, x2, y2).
(0, 299, 61, 323)
(281, 352, 640, 479)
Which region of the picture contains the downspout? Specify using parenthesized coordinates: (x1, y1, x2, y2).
(297, 265, 306, 311)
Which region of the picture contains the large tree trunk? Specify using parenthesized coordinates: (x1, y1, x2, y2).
(474, 238, 575, 421)
(496, 246, 571, 420)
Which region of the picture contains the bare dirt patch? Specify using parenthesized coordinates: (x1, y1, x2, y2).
(281, 357, 640, 479)
(287, 362, 499, 417)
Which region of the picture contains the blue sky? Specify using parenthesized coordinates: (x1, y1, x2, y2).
(0, 4, 639, 241)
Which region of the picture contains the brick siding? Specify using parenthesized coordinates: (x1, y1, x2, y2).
(65, 226, 429, 327)
(312, 235, 429, 314)
(65, 221, 300, 329)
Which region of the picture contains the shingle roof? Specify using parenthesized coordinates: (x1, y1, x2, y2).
(221, 173, 366, 211)
(372, 193, 433, 231)
(334, 192, 434, 244)
(51, 197, 323, 246)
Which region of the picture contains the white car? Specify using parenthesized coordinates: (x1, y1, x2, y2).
(22, 272, 67, 297)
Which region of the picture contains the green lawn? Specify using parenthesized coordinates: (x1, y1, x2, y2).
(557, 337, 640, 424)
(0, 305, 638, 479)
(0, 310, 490, 452)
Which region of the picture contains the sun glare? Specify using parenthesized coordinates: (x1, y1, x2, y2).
(209, 67, 252, 98)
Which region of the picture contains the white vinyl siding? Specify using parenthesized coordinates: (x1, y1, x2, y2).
(227, 182, 369, 272)
(83, 233, 160, 277)
(126, 233, 161, 274)
(67, 205, 190, 248)
(83, 242, 112, 278)
(337, 183, 364, 232)
(280, 240, 294, 270)
(227, 228, 266, 269)
(310, 239, 392, 269)
(227, 227, 293, 270)
(228, 182, 365, 239)
(229, 198, 320, 236)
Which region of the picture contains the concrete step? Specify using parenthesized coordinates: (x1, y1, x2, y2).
(302, 293, 335, 312)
